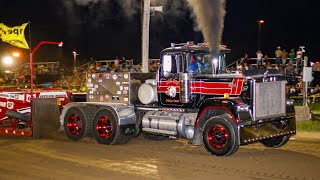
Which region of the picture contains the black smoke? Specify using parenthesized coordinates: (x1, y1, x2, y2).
(187, 0, 226, 53)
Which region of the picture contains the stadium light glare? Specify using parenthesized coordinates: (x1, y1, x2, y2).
(12, 52, 20, 57)
(3, 56, 13, 65)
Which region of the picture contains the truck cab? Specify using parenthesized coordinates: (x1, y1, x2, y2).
(156, 42, 241, 108)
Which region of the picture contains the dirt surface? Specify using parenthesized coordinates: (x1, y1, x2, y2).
(0, 131, 319, 180)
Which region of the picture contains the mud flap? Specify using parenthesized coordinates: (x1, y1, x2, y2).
(32, 98, 60, 138)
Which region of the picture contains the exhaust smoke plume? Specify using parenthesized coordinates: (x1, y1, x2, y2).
(151, 0, 188, 17)
(187, 0, 226, 52)
(74, 0, 105, 6)
(69, 0, 138, 18)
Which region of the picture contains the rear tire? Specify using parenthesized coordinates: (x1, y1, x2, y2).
(202, 116, 239, 156)
(5, 110, 30, 122)
(93, 108, 129, 145)
(63, 106, 93, 141)
(260, 135, 291, 148)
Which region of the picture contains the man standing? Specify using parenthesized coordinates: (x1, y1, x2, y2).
(289, 48, 295, 64)
(275, 46, 282, 67)
(281, 49, 288, 66)
(256, 50, 263, 65)
(296, 48, 303, 67)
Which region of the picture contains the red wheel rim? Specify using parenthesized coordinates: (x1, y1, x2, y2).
(67, 114, 82, 135)
(96, 116, 113, 138)
(207, 125, 229, 150)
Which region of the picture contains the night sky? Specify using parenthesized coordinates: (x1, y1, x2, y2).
(0, 0, 319, 66)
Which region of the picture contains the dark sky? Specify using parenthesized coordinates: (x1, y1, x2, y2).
(0, 0, 319, 66)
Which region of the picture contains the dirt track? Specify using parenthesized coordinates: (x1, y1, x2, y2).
(0, 131, 319, 180)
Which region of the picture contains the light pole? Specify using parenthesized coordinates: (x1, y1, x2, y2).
(29, 41, 63, 100)
(142, 0, 163, 73)
(73, 50, 79, 70)
(257, 19, 264, 50)
(142, 0, 151, 73)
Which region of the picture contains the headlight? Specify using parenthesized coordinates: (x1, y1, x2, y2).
(286, 99, 294, 105)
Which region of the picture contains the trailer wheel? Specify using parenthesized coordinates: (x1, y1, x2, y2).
(5, 110, 30, 122)
(93, 108, 129, 145)
(202, 116, 239, 156)
(260, 135, 291, 148)
(64, 106, 93, 141)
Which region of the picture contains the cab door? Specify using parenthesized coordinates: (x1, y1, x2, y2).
(158, 52, 191, 107)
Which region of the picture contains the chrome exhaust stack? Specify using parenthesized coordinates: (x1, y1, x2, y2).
(211, 51, 219, 76)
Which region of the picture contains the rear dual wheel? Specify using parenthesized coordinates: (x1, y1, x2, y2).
(64, 106, 93, 141)
(93, 108, 130, 145)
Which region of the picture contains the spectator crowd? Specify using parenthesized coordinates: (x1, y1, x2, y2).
(234, 46, 306, 76)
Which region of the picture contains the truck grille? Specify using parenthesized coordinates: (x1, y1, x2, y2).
(254, 81, 286, 120)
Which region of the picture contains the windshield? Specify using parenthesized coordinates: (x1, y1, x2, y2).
(186, 52, 209, 73)
(186, 51, 226, 74)
(161, 51, 227, 75)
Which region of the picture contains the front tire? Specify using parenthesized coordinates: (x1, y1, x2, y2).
(203, 116, 239, 156)
(260, 135, 291, 148)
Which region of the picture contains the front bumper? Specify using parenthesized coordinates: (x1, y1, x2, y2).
(238, 116, 296, 145)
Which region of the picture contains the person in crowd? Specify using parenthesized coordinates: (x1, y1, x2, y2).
(241, 53, 250, 67)
(120, 63, 127, 73)
(266, 61, 273, 69)
(114, 57, 120, 67)
(275, 46, 282, 67)
(286, 63, 294, 73)
(296, 48, 303, 67)
(89, 63, 96, 73)
(256, 50, 263, 65)
(279, 64, 285, 71)
(263, 55, 269, 66)
(289, 48, 295, 64)
(281, 49, 288, 66)
(95, 63, 102, 72)
(313, 84, 320, 94)
(121, 57, 126, 65)
(257, 61, 265, 69)
(236, 64, 243, 71)
(289, 85, 296, 96)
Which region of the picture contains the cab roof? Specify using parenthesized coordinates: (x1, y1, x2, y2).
(161, 41, 231, 54)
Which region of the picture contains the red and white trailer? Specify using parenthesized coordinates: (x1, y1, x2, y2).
(0, 88, 72, 136)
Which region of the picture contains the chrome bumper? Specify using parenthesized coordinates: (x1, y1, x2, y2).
(238, 116, 296, 145)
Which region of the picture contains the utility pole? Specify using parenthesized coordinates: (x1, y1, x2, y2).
(142, 0, 150, 73)
(257, 20, 264, 50)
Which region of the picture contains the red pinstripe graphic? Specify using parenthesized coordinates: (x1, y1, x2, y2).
(235, 78, 244, 94)
(201, 89, 231, 94)
(158, 78, 244, 95)
(230, 78, 237, 94)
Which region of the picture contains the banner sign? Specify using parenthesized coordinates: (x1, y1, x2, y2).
(0, 23, 29, 49)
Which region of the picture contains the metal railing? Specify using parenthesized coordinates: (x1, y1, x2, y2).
(227, 58, 298, 68)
